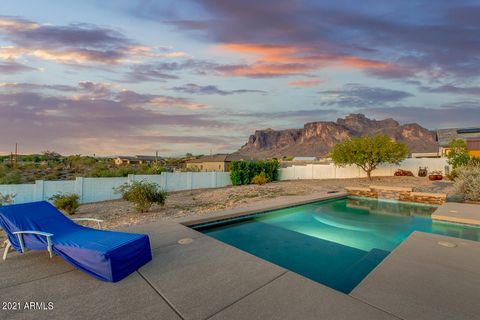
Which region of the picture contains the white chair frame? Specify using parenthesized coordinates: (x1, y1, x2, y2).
(2, 218, 103, 261)
(71, 218, 104, 229)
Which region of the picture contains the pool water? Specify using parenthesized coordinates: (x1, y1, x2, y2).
(194, 197, 480, 293)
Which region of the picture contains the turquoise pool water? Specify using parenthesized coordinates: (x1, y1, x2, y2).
(194, 197, 480, 293)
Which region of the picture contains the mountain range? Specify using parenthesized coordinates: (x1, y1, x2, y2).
(235, 114, 438, 158)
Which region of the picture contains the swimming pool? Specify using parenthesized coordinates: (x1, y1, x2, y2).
(193, 197, 480, 293)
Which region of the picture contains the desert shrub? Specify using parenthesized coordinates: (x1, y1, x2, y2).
(469, 157, 480, 167)
(251, 172, 268, 185)
(446, 139, 471, 169)
(0, 193, 15, 206)
(137, 162, 165, 175)
(114, 181, 167, 212)
(229, 160, 279, 186)
(445, 169, 458, 181)
(49, 193, 80, 215)
(454, 165, 480, 202)
(87, 163, 133, 178)
(0, 171, 22, 184)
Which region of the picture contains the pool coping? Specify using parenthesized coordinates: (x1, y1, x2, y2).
(175, 191, 348, 227)
(432, 202, 480, 226)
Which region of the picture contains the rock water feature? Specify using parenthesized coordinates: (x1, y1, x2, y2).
(345, 185, 447, 205)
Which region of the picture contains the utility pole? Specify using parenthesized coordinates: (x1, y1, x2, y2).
(13, 143, 18, 169)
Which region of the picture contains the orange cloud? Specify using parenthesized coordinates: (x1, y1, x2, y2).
(0, 46, 23, 59)
(148, 96, 207, 110)
(0, 17, 186, 66)
(216, 62, 311, 77)
(288, 78, 322, 87)
(0, 17, 38, 31)
(341, 56, 390, 69)
(220, 43, 297, 56)
(217, 42, 396, 77)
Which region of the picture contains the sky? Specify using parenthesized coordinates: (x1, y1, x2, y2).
(0, 0, 479, 156)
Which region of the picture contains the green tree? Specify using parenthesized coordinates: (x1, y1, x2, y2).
(41, 150, 63, 163)
(330, 134, 409, 180)
(446, 139, 471, 169)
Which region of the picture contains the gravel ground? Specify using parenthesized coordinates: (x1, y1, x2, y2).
(0, 177, 455, 243)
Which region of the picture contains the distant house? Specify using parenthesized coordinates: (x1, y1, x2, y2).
(186, 154, 254, 172)
(114, 155, 162, 166)
(292, 156, 317, 161)
(411, 152, 440, 159)
(436, 127, 480, 157)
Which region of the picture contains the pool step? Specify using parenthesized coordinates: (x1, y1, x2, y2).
(337, 248, 390, 293)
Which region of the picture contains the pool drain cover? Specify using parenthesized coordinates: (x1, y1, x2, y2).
(437, 241, 457, 248)
(178, 238, 193, 245)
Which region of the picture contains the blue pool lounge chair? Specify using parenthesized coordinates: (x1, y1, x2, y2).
(0, 201, 152, 282)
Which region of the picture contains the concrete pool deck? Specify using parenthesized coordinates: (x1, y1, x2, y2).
(432, 202, 480, 226)
(352, 232, 480, 320)
(175, 191, 348, 226)
(1, 194, 480, 319)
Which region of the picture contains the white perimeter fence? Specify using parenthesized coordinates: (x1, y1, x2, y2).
(0, 172, 231, 205)
(0, 158, 449, 205)
(279, 158, 450, 180)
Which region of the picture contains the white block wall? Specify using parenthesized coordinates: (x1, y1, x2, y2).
(0, 184, 35, 204)
(0, 172, 232, 205)
(81, 177, 129, 203)
(279, 158, 449, 180)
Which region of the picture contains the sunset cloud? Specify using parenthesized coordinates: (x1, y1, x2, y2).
(362, 104, 480, 129)
(171, 83, 265, 95)
(318, 84, 414, 108)
(134, 1, 480, 82)
(288, 78, 322, 87)
(219, 43, 298, 60)
(420, 84, 480, 96)
(116, 89, 208, 110)
(0, 82, 77, 92)
(0, 59, 37, 73)
(230, 108, 339, 120)
(0, 87, 223, 154)
(213, 62, 311, 78)
(0, 16, 178, 65)
(217, 42, 401, 78)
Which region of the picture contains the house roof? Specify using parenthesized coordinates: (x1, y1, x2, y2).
(135, 155, 161, 161)
(187, 154, 255, 163)
(436, 127, 480, 146)
(292, 156, 317, 161)
(116, 156, 138, 161)
(116, 155, 161, 161)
